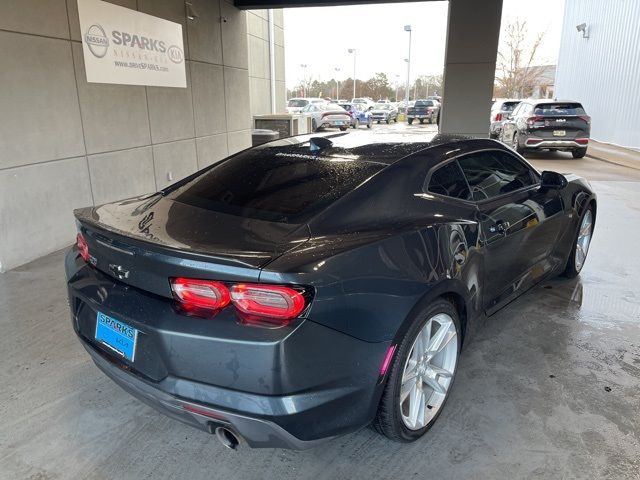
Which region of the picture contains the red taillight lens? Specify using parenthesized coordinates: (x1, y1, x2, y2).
(171, 278, 231, 311)
(76, 233, 90, 263)
(495, 112, 503, 122)
(527, 115, 544, 126)
(230, 284, 305, 326)
(576, 138, 589, 145)
(579, 115, 591, 124)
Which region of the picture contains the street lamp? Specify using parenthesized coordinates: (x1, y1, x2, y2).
(348, 48, 356, 99)
(334, 67, 341, 100)
(395, 74, 400, 102)
(404, 25, 412, 104)
(300, 63, 308, 97)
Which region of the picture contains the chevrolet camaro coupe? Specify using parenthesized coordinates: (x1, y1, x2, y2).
(66, 132, 596, 450)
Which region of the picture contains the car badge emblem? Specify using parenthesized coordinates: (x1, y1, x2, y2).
(109, 264, 130, 280)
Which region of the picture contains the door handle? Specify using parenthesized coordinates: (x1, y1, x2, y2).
(489, 221, 510, 234)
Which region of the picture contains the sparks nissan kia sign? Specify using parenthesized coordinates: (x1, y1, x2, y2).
(78, 0, 186, 88)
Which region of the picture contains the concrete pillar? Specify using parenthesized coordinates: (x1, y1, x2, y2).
(439, 0, 503, 137)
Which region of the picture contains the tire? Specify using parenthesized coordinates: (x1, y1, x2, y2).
(353, 119, 359, 129)
(408, 118, 414, 125)
(562, 205, 595, 279)
(377, 120, 381, 124)
(386, 119, 390, 124)
(373, 298, 461, 442)
(511, 133, 524, 154)
(312, 119, 318, 132)
(419, 119, 424, 124)
(367, 121, 372, 129)
(339, 126, 348, 131)
(572, 147, 587, 159)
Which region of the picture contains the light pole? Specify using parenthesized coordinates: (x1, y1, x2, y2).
(334, 67, 341, 100)
(404, 25, 412, 104)
(300, 63, 308, 97)
(395, 74, 400, 102)
(348, 48, 356, 99)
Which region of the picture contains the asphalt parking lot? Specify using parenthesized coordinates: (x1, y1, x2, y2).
(2, 123, 640, 479)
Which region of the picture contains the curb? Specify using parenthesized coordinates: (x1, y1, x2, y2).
(586, 152, 640, 172)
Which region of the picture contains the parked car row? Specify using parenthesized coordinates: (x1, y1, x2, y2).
(491, 98, 591, 158)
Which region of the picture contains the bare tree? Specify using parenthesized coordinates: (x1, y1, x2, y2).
(495, 20, 546, 98)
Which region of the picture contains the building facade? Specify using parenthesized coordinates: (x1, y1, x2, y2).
(0, 0, 285, 272)
(555, 0, 640, 149)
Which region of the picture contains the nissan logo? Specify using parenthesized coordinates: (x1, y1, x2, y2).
(85, 24, 109, 58)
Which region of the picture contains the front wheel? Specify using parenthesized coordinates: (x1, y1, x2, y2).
(339, 126, 348, 131)
(373, 299, 460, 442)
(572, 147, 587, 159)
(563, 206, 594, 278)
(311, 119, 318, 132)
(419, 119, 424, 124)
(386, 119, 390, 124)
(367, 121, 372, 129)
(408, 118, 414, 125)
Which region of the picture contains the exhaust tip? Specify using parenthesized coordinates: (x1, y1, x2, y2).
(215, 427, 240, 450)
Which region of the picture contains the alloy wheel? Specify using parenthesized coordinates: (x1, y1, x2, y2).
(575, 209, 593, 272)
(399, 313, 458, 430)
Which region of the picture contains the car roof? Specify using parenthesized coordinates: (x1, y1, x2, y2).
(257, 131, 475, 166)
(525, 98, 582, 104)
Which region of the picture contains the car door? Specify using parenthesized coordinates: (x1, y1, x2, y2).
(456, 149, 565, 314)
(500, 102, 521, 142)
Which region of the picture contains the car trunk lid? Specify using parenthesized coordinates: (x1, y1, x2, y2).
(75, 194, 309, 298)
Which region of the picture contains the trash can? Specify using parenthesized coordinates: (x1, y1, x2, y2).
(252, 129, 279, 146)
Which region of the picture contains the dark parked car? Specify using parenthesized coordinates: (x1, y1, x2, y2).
(500, 99, 591, 158)
(489, 99, 521, 139)
(407, 99, 440, 124)
(66, 133, 596, 449)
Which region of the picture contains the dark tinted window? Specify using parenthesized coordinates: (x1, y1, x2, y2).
(428, 161, 471, 200)
(534, 103, 586, 115)
(167, 152, 384, 223)
(458, 151, 537, 201)
(415, 100, 433, 107)
(501, 101, 520, 111)
(288, 99, 308, 108)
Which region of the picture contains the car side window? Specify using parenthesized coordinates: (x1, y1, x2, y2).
(427, 161, 471, 201)
(511, 103, 523, 117)
(457, 151, 538, 201)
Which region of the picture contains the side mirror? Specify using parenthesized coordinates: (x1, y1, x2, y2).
(540, 171, 568, 190)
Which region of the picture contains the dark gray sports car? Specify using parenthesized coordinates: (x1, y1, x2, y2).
(65, 132, 596, 449)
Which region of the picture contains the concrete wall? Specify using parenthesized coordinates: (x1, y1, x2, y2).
(555, 0, 640, 150)
(0, 0, 284, 272)
(246, 9, 286, 115)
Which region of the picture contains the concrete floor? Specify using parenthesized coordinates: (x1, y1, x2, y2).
(1, 129, 640, 479)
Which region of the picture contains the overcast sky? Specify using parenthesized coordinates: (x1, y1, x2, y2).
(284, 0, 565, 88)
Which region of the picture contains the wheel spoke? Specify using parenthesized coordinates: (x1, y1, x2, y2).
(427, 322, 455, 354)
(400, 375, 417, 404)
(408, 383, 424, 428)
(576, 243, 585, 265)
(422, 375, 447, 395)
(429, 365, 453, 379)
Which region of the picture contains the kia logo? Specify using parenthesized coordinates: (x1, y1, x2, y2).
(109, 264, 130, 280)
(167, 45, 184, 64)
(85, 24, 109, 58)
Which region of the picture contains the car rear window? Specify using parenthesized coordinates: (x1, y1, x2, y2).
(288, 99, 308, 108)
(414, 101, 433, 107)
(167, 150, 385, 223)
(534, 103, 586, 115)
(502, 101, 520, 111)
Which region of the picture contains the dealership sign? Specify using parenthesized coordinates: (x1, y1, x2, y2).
(78, 0, 186, 88)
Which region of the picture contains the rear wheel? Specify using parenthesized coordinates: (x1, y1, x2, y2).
(408, 118, 414, 125)
(373, 299, 460, 442)
(367, 120, 372, 129)
(339, 126, 348, 131)
(563, 206, 594, 278)
(511, 133, 524, 154)
(386, 118, 390, 124)
(572, 147, 587, 159)
(312, 119, 318, 132)
(419, 119, 424, 124)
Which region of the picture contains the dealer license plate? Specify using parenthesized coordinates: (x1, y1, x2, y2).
(95, 312, 138, 361)
(553, 130, 566, 137)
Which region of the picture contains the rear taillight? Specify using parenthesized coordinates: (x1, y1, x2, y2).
(579, 115, 591, 125)
(76, 233, 90, 263)
(576, 138, 589, 145)
(494, 112, 503, 122)
(171, 278, 231, 310)
(170, 279, 308, 327)
(527, 115, 544, 127)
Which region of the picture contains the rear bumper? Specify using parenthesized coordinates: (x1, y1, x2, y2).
(523, 138, 589, 149)
(66, 250, 389, 448)
(82, 339, 332, 449)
